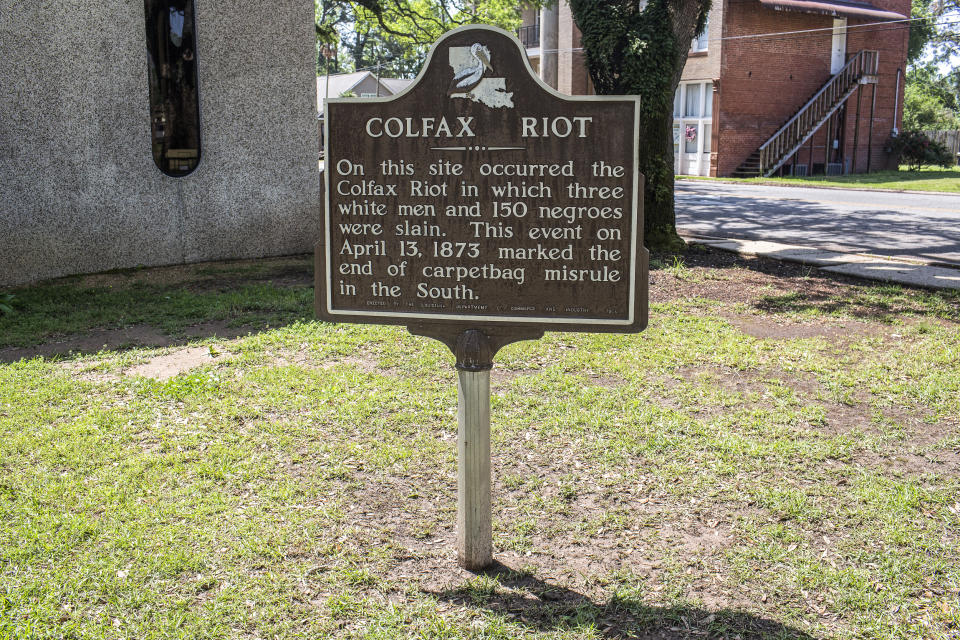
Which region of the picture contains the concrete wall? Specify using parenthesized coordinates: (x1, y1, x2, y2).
(0, 0, 320, 286)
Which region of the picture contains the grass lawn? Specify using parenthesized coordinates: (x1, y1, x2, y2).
(681, 166, 960, 192)
(1, 250, 959, 639)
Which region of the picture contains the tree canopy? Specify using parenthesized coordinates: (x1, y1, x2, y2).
(315, 0, 521, 77)
(909, 0, 960, 65)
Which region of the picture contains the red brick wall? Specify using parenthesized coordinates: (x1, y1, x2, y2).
(843, 13, 910, 172)
(717, 0, 909, 175)
(719, 1, 835, 175)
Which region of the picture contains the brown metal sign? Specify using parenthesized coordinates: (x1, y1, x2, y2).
(315, 25, 647, 334)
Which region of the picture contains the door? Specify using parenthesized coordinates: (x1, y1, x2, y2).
(673, 81, 713, 176)
(831, 18, 847, 74)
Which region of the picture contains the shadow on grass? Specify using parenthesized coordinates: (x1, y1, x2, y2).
(0, 257, 316, 361)
(433, 561, 818, 640)
(653, 246, 960, 324)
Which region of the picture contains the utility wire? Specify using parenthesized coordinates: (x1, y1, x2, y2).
(722, 14, 956, 41)
(323, 14, 959, 75)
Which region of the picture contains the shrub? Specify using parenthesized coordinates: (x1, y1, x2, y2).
(887, 130, 956, 171)
(0, 293, 13, 315)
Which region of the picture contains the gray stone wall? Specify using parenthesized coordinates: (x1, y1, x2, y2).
(0, 0, 320, 286)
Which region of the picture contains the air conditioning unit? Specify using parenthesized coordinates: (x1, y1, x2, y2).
(792, 164, 809, 177)
(826, 162, 843, 176)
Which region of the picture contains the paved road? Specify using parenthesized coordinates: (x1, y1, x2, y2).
(675, 181, 960, 266)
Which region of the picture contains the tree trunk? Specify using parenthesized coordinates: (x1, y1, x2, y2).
(568, 0, 710, 252)
(641, 104, 684, 251)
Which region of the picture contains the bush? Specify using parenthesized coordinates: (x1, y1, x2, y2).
(887, 130, 956, 171)
(0, 293, 13, 315)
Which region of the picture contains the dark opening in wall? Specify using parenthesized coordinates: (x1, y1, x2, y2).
(144, 0, 201, 176)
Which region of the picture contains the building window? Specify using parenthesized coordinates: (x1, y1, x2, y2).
(144, 0, 202, 177)
(692, 14, 709, 52)
(684, 83, 701, 117)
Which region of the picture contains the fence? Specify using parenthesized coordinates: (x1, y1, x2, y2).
(924, 129, 960, 165)
(517, 24, 539, 48)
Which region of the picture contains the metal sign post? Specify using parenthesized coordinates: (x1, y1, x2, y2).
(316, 24, 646, 570)
(455, 329, 493, 569)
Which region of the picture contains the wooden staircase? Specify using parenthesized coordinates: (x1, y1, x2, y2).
(733, 50, 879, 178)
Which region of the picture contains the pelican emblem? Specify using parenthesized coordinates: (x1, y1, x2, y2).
(447, 42, 514, 108)
(448, 43, 493, 94)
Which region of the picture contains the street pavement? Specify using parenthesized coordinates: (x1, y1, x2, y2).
(675, 180, 960, 266)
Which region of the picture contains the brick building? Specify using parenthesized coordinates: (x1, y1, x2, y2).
(520, 0, 911, 177)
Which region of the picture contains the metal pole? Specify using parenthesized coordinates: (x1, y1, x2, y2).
(867, 82, 877, 172)
(825, 116, 831, 173)
(892, 67, 902, 136)
(454, 330, 494, 570)
(852, 84, 862, 172)
(837, 104, 846, 174)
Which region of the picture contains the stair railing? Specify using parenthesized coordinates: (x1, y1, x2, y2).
(758, 50, 878, 176)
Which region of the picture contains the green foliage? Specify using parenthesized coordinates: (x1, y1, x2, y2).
(909, 0, 960, 65)
(904, 65, 960, 130)
(887, 130, 955, 171)
(0, 293, 13, 315)
(315, 0, 522, 78)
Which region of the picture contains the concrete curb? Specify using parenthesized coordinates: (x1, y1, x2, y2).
(682, 235, 960, 291)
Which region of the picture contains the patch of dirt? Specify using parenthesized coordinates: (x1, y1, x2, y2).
(855, 448, 960, 476)
(652, 247, 960, 325)
(587, 373, 628, 387)
(667, 363, 820, 402)
(321, 355, 383, 374)
(1, 320, 259, 364)
(662, 363, 920, 439)
(183, 320, 258, 340)
(126, 346, 218, 381)
(491, 368, 541, 384)
(490, 369, 625, 393)
(268, 348, 388, 375)
(723, 314, 881, 342)
(819, 401, 876, 436)
(71, 256, 311, 289)
(650, 249, 857, 307)
(0, 326, 172, 363)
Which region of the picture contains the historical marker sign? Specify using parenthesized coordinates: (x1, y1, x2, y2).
(316, 24, 647, 571)
(316, 25, 647, 334)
